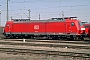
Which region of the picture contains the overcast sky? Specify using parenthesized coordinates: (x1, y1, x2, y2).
(0, 0, 90, 26)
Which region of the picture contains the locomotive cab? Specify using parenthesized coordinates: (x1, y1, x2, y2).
(3, 21, 13, 37)
(65, 17, 85, 40)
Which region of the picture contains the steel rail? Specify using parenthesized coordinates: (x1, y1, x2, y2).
(1, 39, 90, 45)
(0, 48, 90, 58)
(0, 41, 90, 49)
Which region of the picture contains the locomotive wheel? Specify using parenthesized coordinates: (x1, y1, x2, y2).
(70, 37, 74, 40)
(80, 37, 84, 40)
(78, 36, 84, 40)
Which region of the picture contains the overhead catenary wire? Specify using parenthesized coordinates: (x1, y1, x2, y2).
(0, 0, 90, 26)
(20, 9, 28, 18)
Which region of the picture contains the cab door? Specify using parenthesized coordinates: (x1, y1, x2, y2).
(66, 22, 71, 34)
(66, 22, 77, 34)
(70, 22, 77, 34)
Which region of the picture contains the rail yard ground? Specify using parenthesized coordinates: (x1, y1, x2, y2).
(0, 34, 90, 60)
(0, 53, 87, 60)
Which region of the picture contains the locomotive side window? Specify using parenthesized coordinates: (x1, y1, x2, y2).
(71, 22, 75, 26)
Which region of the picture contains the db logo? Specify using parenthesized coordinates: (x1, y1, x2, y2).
(34, 25, 39, 29)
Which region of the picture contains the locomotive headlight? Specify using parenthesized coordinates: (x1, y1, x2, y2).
(81, 28, 85, 30)
(81, 28, 85, 34)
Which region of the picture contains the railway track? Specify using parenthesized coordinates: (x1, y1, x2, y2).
(0, 39, 90, 49)
(0, 39, 90, 59)
(1, 38, 90, 45)
(0, 41, 90, 49)
(0, 47, 90, 59)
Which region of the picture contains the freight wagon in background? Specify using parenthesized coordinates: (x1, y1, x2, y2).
(3, 17, 85, 40)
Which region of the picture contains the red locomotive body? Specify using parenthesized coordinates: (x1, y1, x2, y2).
(83, 24, 90, 37)
(3, 17, 85, 40)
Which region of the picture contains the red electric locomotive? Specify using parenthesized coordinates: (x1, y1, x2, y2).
(83, 23, 90, 37)
(3, 17, 85, 40)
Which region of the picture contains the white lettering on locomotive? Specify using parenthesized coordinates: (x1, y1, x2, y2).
(34, 25, 39, 30)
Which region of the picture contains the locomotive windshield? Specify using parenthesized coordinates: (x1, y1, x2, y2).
(79, 22, 83, 26)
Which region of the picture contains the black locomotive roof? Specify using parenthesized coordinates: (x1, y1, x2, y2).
(51, 17, 77, 20)
(12, 19, 64, 22)
(12, 19, 30, 21)
(12, 17, 77, 22)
